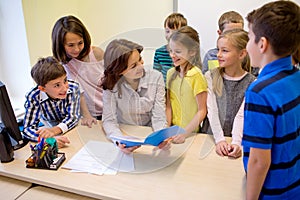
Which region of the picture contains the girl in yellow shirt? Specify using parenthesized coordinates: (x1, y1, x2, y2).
(166, 26, 207, 144)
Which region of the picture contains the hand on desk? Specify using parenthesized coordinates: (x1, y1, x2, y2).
(81, 116, 97, 128)
(54, 136, 70, 148)
(36, 127, 59, 138)
(216, 141, 241, 158)
(216, 141, 229, 156)
(227, 144, 242, 158)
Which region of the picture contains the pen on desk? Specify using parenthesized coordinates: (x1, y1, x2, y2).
(30, 144, 35, 151)
(40, 137, 45, 147)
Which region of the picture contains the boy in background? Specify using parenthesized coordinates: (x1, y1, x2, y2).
(242, 1, 300, 199)
(202, 11, 244, 74)
(153, 13, 187, 83)
(23, 56, 81, 148)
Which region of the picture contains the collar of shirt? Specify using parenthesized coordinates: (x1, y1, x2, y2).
(259, 56, 293, 78)
(120, 70, 149, 92)
(39, 87, 73, 102)
(185, 66, 201, 77)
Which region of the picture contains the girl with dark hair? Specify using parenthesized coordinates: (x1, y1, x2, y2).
(52, 15, 104, 127)
(102, 39, 167, 154)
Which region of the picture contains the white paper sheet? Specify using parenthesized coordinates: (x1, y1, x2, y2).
(63, 140, 134, 175)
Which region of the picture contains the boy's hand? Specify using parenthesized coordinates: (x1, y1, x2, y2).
(81, 117, 97, 128)
(36, 127, 56, 138)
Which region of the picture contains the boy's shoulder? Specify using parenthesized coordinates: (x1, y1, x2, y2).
(67, 79, 80, 89)
(204, 48, 218, 59)
(155, 45, 168, 53)
(26, 85, 41, 98)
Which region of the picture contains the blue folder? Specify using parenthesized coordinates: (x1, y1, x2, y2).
(110, 125, 185, 147)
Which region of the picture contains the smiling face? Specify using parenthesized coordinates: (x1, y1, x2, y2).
(168, 39, 194, 68)
(217, 37, 244, 69)
(38, 75, 69, 99)
(121, 49, 144, 80)
(64, 32, 84, 59)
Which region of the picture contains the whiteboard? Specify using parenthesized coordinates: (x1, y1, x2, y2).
(177, 0, 300, 58)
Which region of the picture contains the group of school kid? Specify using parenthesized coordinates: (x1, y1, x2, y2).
(21, 1, 299, 199)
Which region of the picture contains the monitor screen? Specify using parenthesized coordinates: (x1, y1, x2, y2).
(0, 81, 28, 150)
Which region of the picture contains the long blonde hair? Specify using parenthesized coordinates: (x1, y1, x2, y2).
(212, 29, 250, 96)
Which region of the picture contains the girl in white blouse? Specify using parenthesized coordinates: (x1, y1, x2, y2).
(205, 29, 256, 158)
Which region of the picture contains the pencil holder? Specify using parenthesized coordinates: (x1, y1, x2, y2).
(26, 138, 65, 170)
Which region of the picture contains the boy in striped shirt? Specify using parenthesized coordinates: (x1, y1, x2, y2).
(242, 1, 300, 199)
(23, 56, 80, 148)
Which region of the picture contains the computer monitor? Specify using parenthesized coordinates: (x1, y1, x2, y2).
(0, 81, 28, 150)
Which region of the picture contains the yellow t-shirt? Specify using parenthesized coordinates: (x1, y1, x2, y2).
(166, 67, 207, 132)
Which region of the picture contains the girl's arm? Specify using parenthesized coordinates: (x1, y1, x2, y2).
(205, 72, 226, 144)
(166, 90, 172, 127)
(231, 100, 244, 146)
(184, 91, 207, 135)
(227, 100, 244, 158)
(80, 94, 97, 127)
(172, 91, 207, 144)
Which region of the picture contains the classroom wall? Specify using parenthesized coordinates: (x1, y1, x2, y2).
(1, 0, 299, 108)
(22, 0, 174, 67)
(178, 0, 300, 57)
(0, 0, 32, 108)
(0, 0, 173, 108)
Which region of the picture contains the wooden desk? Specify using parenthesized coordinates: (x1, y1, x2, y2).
(0, 122, 246, 200)
(18, 185, 98, 200)
(0, 175, 31, 199)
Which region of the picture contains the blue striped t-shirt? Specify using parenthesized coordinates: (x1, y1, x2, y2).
(242, 56, 300, 199)
(153, 45, 173, 84)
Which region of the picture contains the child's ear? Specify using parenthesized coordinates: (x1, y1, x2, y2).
(239, 49, 248, 59)
(189, 50, 196, 57)
(259, 37, 268, 54)
(38, 85, 46, 92)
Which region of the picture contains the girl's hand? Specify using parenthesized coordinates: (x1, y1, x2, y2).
(227, 144, 242, 158)
(117, 142, 141, 154)
(171, 134, 186, 144)
(158, 138, 172, 150)
(81, 117, 97, 128)
(216, 141, 229, 156)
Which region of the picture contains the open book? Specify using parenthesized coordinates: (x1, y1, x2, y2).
(110, 125, 185, 147)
